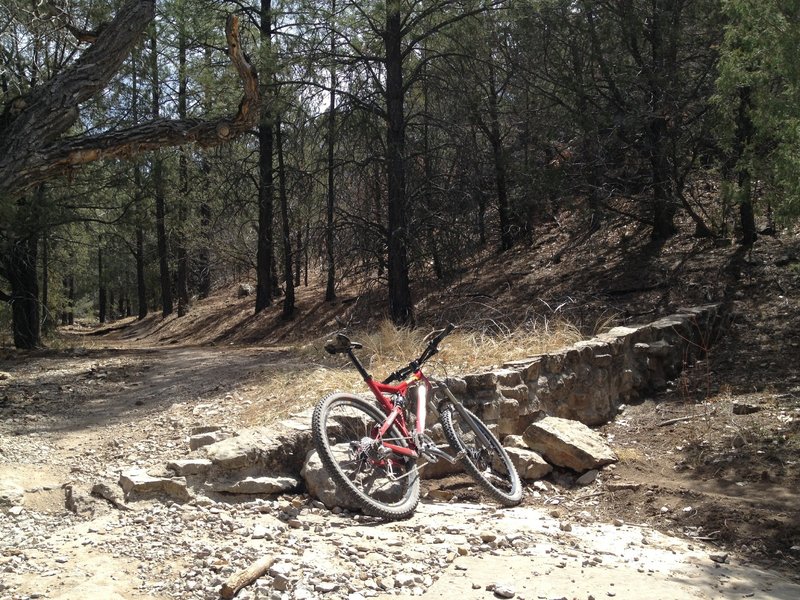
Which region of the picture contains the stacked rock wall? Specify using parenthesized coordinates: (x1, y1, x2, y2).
(447, 304, 722, 434)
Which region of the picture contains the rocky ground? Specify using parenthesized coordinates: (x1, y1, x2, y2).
(1, 341, 799, 600)
(1, 207, 799, 600)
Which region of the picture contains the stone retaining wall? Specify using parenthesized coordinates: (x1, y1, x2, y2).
(450, 304, 723, 435)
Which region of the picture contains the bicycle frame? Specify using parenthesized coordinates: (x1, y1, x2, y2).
(364, 371, 430, 460)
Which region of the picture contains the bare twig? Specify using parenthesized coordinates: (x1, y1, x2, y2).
(658, 415, 701, 427)
(220, 556, 276, 599)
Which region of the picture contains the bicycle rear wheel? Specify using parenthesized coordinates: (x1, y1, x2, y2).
(440, 402, 522, 506)
(312, 392, 420, 520)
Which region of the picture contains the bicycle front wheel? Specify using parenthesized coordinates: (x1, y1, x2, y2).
(440, 402, 522, 506)
(311, 392, 420, 520)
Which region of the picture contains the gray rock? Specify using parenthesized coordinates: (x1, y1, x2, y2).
(504, 447, 552, 480)
(118, 468, 191, 502)
(0, 482, 24, 507)
(63, 484, 97, 515)
(502, 435, 528, 449)
(522, 416, 617, 471)
(576, 469, 599, 485)
(493, 583, 516, 598)
(207, 476, 299, 495)
(166, 458, 213, 476)
(203, 425, 313, 474)
(189, 431, 234, 451)
(300, 449, 362, 511)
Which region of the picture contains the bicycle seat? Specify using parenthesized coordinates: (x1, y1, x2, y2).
(324, 333, 363, 354)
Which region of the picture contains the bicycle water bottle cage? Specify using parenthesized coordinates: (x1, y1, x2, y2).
(324, 333, 363, 354)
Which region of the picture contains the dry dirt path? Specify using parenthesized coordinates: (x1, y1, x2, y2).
(1, 346, 799, 600)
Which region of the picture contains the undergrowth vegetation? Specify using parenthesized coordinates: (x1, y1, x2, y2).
(242, 318, 584, 426)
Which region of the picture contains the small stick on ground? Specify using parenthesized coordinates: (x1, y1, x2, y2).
(220, 556, 275, 599)
(658, 415, 698, 427)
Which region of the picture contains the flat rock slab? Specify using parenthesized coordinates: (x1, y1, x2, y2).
(202, 425, 313, 474)
(207, 475, 299, 495)
(522, 416, 617, 471)
(166, 458, 212, 476)
(118, 468, 190, 502)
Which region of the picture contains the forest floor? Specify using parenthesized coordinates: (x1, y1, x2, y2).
(1, 205, 799, 599)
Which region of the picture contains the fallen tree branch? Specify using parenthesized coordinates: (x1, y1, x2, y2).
(220, 556, 276, 599)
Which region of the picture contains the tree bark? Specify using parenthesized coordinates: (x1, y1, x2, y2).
(198, 201, 212, 298)
(735, 87, 757, 246)
(41, 230, 51, 333)
(150, 30, 173, 318)
(255, 0, 274, 314)
(276, 119, 294, 319)
(6, 234, 41, 349)
(647, 0, 678, 241)
(176, 22, 190, 317)
(384, 6, 414, 326)
(487, 62, 513, 252)
(98, 246, 107, 323)
(325, 0, 337, 302)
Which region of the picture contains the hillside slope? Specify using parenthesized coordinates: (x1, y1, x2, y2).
(86, 206, 800, 575)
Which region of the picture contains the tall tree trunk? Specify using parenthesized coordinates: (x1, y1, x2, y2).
(150, 30, 173, 316)
(647, 1, 678, 241)
(294, 229, 302, 287)
(7, 234, 41, 349)
(384, 6, 414, 325)
(131, 43, 148, 320)
(41, 230, 51, 333)
(304, 221, 309, 287)
(98, 246, 107, 323)
(487, 62, 513, 252)
(325, 0, 337, 302)
(176, 23, 190, 317)
(421, 53, 443, 280)
(197, 201, 212, 298)
(255, 0, 274, 313)
(62, 273, 75, 326)
(735, 87, 757, 246)
(276, 119, 294, 319)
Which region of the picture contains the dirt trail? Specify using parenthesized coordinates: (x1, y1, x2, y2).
(1, 345, 799, 600)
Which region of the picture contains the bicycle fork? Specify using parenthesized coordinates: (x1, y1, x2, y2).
(434, 384, 496, 453)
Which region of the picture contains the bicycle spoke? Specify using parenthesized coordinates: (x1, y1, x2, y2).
(312, 393, 420, 519)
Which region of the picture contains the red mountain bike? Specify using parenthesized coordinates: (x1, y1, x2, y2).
(312, 324, 522, 520)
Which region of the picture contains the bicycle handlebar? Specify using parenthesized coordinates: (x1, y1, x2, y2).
(382, 323, 456, 384)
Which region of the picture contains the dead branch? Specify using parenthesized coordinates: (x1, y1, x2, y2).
(220, 556, 275, 599)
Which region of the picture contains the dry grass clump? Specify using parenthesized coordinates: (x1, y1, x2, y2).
(243, 318, 583, 426)
(436, 320, 583, 373)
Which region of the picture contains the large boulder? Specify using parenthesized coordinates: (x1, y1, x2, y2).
(301, 448, 362, 511)
(522, 416, 617, 472)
